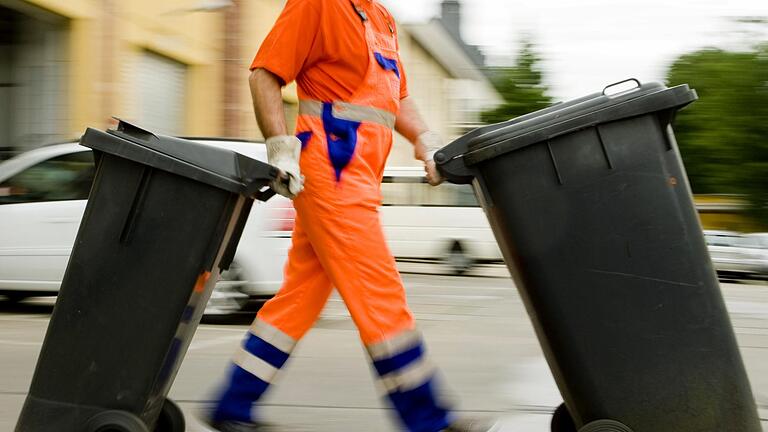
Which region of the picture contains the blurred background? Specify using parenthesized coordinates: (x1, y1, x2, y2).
(0, 0, 765, 229)
(0, 1, 767, 430)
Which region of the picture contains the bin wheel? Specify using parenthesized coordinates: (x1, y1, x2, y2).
(154, 398, 186, 432)
(85, 410, 149, 432)
(445, 241, 473, 275)
(579, 419, 634, 432)
(551, 403, 577, 432)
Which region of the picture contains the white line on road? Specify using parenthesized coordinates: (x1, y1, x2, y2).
(0, 315, 49, 323)
(726, 301, 768, 317)
(409, 284, 515, 291)
(188, 334, 244, 352)
(0, 339, 42, 347)
(407, 294, 504, 300)
(195, 326, 250, 333)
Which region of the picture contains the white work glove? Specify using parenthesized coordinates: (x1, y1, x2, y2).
(414, 131, 444, 186)
(266, 135, 303, 199)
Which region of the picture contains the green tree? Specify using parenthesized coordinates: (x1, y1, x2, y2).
(666, 44, 768, 226)
(481, 39, 552, 124)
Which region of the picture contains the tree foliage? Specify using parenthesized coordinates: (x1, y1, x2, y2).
(481, 39, 552, 125)
(666, 44, 768, 226)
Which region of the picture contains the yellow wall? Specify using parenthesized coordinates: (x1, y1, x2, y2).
(21, 0, 226, 137)
(67, 17, 98, 138)
(16, 0, 462, 148)
(694, 195, 760, 232)
(237, 0, 291, 140)
(392, 31, 453, 167)
(20, 0, 93, 19)
(698, 212, 755, 232)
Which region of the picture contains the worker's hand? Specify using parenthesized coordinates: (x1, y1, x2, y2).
(424, 160, 442, 186)
(414, 131, 444, 186)
(266, 135, 304, 199)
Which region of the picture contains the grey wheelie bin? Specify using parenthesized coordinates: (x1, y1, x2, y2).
(15, 120, 279, 432)
(435, 80, 761, 432)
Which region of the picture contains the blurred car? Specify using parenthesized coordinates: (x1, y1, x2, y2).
(380, 167, 503, 274)
(704, 230, 768, 281)
(0, 139, 292, 315)
(729, 233, 768, 280)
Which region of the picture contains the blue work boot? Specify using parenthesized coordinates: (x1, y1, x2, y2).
(210, 319, 297, 428)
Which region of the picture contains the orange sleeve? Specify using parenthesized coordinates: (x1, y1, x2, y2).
(250, 0, 322, 85)
(399, 57, 409, 100)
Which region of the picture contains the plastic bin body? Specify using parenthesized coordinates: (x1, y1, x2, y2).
(436, 82, 761, 432)
(15, 121, 277, 431)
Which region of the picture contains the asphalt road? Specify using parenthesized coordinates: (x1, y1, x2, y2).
(1, 265, 766, 431)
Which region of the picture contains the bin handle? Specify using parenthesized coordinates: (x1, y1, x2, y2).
(251, 175, 289, 202)
(602, 78, 641, 96)
(254, 187, 277, 201)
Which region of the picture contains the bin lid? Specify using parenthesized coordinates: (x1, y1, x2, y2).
(80, 120, 279, 198)
(441, 80, 697, 169)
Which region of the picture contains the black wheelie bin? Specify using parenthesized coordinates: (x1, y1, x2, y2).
(15, 120, 279, 432)
(435, 80, 761, 432)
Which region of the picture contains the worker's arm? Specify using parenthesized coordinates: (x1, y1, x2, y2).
(249, 68, 303, 198)
(249, 68, 288, 138)
(395, 97, 444, 186)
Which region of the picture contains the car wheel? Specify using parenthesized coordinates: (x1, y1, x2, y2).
(444, 241, 473, 275)
(2, 292, 28, 304)
(204, 262, 250, 317)
(85, 410, 149, 432)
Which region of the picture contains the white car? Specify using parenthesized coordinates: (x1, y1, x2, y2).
(704, 230, 768, 281)
(0, 140, 292, 315)
(726, 233, 768, 281)
(380, 167, 503, 274)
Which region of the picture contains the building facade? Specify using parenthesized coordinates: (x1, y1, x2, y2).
(0, 0, 231, 157)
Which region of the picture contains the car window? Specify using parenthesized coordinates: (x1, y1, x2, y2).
(704, 234, 740, 247)
(738, 235, 768, 249)
(381, 178, 479, 207)
(0, 151, 95, 204)
(735, 237, 760, 248)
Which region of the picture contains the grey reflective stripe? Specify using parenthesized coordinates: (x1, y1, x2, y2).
(232, 346, 280, 383)
(250, 318, 297, 354)
(299, 100, 396, 129)
(298, 99, 323, 117)
(377, 356, 436, 393)
(366, 329, 422, 360)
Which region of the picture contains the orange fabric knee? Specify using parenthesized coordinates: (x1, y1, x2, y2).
(255, 214, 333, 341)
(294, 192, 415, 345)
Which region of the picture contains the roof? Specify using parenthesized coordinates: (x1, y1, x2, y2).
(402, 19, 493, 85)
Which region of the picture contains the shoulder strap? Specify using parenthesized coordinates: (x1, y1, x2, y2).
(349, 0, 368, 22)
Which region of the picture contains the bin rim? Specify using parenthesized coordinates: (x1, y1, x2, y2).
(458, 81, 696, 167)
(80, 120, 279, 199)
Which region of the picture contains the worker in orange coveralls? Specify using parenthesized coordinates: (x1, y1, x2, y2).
(206, 1, 499, 431)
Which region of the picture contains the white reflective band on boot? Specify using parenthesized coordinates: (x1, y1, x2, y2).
(232, 347, 280, 384)
(367, 329, 422, 360)
(299, 100, 396, 129)
(250, 318, 297, 354)
(377, 356, 437, 394)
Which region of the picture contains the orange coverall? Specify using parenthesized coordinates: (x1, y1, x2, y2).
(213, 1, 453, 431)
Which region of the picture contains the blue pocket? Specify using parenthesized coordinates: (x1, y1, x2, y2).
(374, 52, 400, 79)
(322, 103, 361, 181)
(296, 131, 313, 150)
